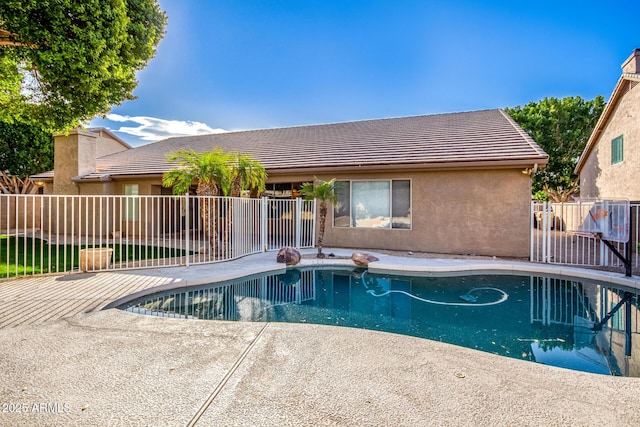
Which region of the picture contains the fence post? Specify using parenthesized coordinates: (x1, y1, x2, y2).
(541, 201, 549, 263)
(295, 197, 302, 248)
(185, 192, 190, 267)
(634, 205, 639, 270)
(261, 196, 268, 251)
(599, 239, 607, 267)
(530, 201, 535, 262)
(311, 200, 317, 249)
(540, 202, 549, 263)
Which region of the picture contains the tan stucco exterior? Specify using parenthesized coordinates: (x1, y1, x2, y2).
(578, 50, 640, 201)
(50, 129, 130, 195)
(66, 167, 532, 258)
(580, 80, 640, 200)
(52, 130, 96, 194)
(316, 168, 531, 258)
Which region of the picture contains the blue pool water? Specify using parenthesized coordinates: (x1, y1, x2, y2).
(119, 267, 640, 377)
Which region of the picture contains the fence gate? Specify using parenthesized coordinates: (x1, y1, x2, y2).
(531, 201, 639, 273)
(0, 194, 316, 278)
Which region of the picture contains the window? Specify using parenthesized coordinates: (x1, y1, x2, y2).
(612, 135, 624, 165)
(123, 184, 139, 220)
(264, 182, 304, 199)
(333, 180, 411, 229)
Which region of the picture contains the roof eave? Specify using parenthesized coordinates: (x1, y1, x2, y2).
(575, 74, 634, 174)
(72, 157, 548, 182)
(30, 176, 53, 182)
(71, 174, 113, 183)
(266, 158, 549, 175)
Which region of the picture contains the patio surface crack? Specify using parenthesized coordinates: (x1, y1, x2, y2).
(187, 322, 270, 426)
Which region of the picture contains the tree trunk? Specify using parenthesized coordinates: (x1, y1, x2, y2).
(230, 177, 242, 198)
(316, 201, 327, 258)
(196, 182, 220, 256)
(223, 176, 243, 256)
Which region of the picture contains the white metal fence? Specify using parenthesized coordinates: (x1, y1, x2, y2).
(0, 194, 316, 278)
(531, 201, 640, 272)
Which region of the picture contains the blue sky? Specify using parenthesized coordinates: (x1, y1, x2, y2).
(90, 0, 640, 146)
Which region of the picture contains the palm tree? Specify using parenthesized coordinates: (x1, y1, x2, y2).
(225, 153, 267, 251)
(162, 148, 233, 254)
(229, 153, 267, 198)
(299, 177, 339, 258)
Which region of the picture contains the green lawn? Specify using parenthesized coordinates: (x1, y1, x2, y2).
(0, 236, 191, 278)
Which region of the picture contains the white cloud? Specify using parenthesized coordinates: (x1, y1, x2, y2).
(105, 114, 226, 142)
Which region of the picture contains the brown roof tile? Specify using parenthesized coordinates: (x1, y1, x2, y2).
(38, 109, 549, 181)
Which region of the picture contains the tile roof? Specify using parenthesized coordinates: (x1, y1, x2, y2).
(36, 109, 548, 181)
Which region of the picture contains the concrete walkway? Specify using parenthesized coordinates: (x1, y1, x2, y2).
(1, 250, 640, 426)
(0, 253, 289, 329)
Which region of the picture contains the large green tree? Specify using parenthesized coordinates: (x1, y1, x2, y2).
(0, 0, 166, 131)
(505, 96, 605, 202)
(0, 119, 53, 177)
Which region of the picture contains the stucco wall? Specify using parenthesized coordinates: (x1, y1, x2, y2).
(319, 169, 531, 258)
(76, 181, 117, 195)
(52, 129, 130, 195)
(580, 80, 640, 200)
(93, 130, 130, 158)
(52, 131, 92, 194)
(74, 169, 532, 257)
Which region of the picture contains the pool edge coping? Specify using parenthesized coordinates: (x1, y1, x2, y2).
(104, 250, 640, 310)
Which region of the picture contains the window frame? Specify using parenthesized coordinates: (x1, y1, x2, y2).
(611, 135, 624, 165)
(333, 179, 412, 230)
(123, 184, 140, 221)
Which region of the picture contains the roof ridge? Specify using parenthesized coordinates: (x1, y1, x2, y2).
(160, 108, 503, 142)
(498, 109, 548, 159)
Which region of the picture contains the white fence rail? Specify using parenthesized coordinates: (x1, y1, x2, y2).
(0, 194, 316, 278)
(531, 201, 640, 272)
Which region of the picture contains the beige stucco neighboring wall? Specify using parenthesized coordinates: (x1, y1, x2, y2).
(52, 130, 97, 194)
(51, 129, 130, 195)
(580, 80, 640, 200)
(76, 181, 118, 195)
(92, 129, 130, 158)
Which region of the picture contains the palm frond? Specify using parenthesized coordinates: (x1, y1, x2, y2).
(300, 177, 340, 204)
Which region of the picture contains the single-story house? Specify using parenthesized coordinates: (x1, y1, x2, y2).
(32, 109, 548, 257)
(575, 48, 640, 201)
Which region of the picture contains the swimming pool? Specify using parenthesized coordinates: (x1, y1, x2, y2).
(119, 266, 640, 377)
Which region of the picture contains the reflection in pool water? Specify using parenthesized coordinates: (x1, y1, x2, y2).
(119, 267, 640, 377)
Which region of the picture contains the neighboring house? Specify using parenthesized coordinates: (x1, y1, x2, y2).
(32, 109, 548, 257)
(575, 49, 640, 201)
(37, 127, 132, 194)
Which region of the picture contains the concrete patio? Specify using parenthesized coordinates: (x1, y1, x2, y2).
(1, 250, 640, 426)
